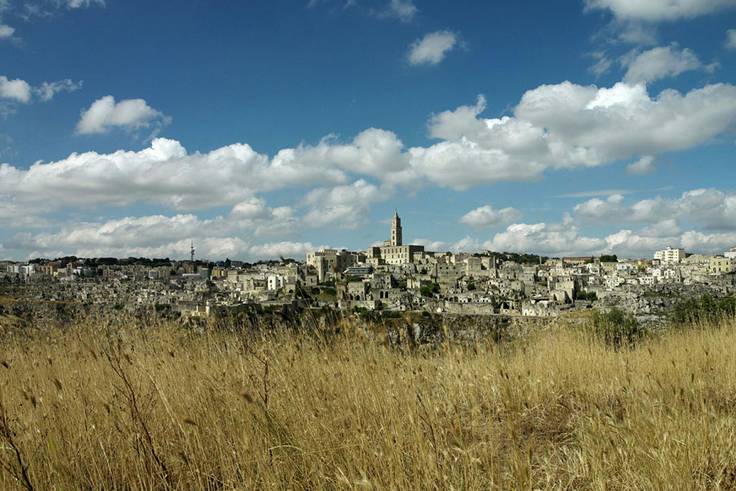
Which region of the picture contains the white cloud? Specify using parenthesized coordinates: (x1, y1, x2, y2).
(478, 215, 730, 258)
(585, 0, 736, 22)
(36, 79, 82, 101)
(0, 24, 14, 39)
(641, 219, 680, 237)
(0, 76, 81, 106)
(574, 194, 625, 221)
(603, 229, 673, 256)
(574, 188, 736, 231)
(413, 236, 482, 253)
(382, 0, 417, 22)
(626, 155, 656, 174)
(229, 198, 299, 237)
(66, 0, 105, 8)
(412, 238, 449, 251)
(0, 138, 345, 214)
(0, 75, 31, 103)
(76, 95, 170, 135)
(616, 22, 658, 45)
(622, 45, 703, 84)
(303, 179, 382, 228)
(727, 29, 736, 50)
(2, 78, 736, 233)
(428, 95, 487, 141)
(407, 81, 736, 188)
(4, 211, 320, 261)
(485, 222, 606, 257)
(460, 205, 522, 228)
(407, 30, 457, 66)
(681, 231, 736, 253)
(4, 73, 736, 259)
(230, 197, 274, 220)
(0, 130, 403, 222)
(418, 215, 736, 258)
(556, 189, 632, 199)
(248, 241, 318, 260)
(589, 52, 613, 77)
(288, 128, 408, 179)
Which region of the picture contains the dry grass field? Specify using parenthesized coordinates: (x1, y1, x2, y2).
(1, 316, 736, 489)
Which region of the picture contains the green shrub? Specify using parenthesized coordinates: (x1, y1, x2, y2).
(670, 295, 736, 326)
(575, 290, 597, 302)
(420, 281, 440, 298)
(589, 308, 644, 350)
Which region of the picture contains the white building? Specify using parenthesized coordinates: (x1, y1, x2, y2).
(267, 274, 285, 291)
(654, 247, 686, 264)
(725, 247, 736, 260)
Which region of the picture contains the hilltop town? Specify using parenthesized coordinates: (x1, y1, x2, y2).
(2, 211, 735, 324)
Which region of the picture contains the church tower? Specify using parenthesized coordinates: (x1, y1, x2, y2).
(390, 210, 402, 246)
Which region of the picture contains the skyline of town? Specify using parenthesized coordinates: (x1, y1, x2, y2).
(4, 210, 736, 264)
(5, 207, 735, 321)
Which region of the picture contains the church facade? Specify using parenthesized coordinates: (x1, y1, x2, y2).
(374, 211, 424, 266)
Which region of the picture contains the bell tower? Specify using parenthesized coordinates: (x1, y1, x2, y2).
(390, 210, 402, 246)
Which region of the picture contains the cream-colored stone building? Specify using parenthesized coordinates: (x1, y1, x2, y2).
(377, 211, 425, 265)
(709, 256, 735, 275)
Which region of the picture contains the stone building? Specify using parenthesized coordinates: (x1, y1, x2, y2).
(378, 211, 424, 265)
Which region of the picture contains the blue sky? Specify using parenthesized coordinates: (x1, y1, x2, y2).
(1, 0, 736, 260)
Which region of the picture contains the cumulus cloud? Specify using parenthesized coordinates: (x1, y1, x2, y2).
(556, 189, 631, 199)
(727, 29, 736, 50)
(0, 137, 350, 214)
(589, 52, 614, 77)
(407, 81, 736, 189)
(413, 236, 482, 253)
(6, 214, 238, 259)
(485, 222, 606, 257)
(681, 231, 736, 253)
(626, 155, 656, 174)
(0, 24, 14, 39)
(3, 79, 735, 220)
(479, 219, 728, 258)
(229, 198, 299, 237)
(0, 75, 31, 103)
(640, 218, 680, 237)
(248, 241, 318, 260)
(616, 22, 658, 45)
(76, 95, 170, 135)
(574, 188, 736, 231)
(603, 229, 673, 256)
(460, 205, 522, 228)
(585, 0, 736, 22)
(407, 31, 457, 66)
(381, 0, 417, 22)
(574, 194, 626, 221)
(601, 226, 735, 257)
(0, 75, 81, 106)
(412, 238, 448, 251)
(4, 74, 736, 259)
(66, 0, 105, 8)
(286, 128, 408, 179)
(303, 179, 382, 228)
(4, 211, 319, 261)
(36, 79, 82, 101)
(622, 45, 704, 84)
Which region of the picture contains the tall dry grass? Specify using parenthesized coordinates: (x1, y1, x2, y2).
(1, 317, 736, 489)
